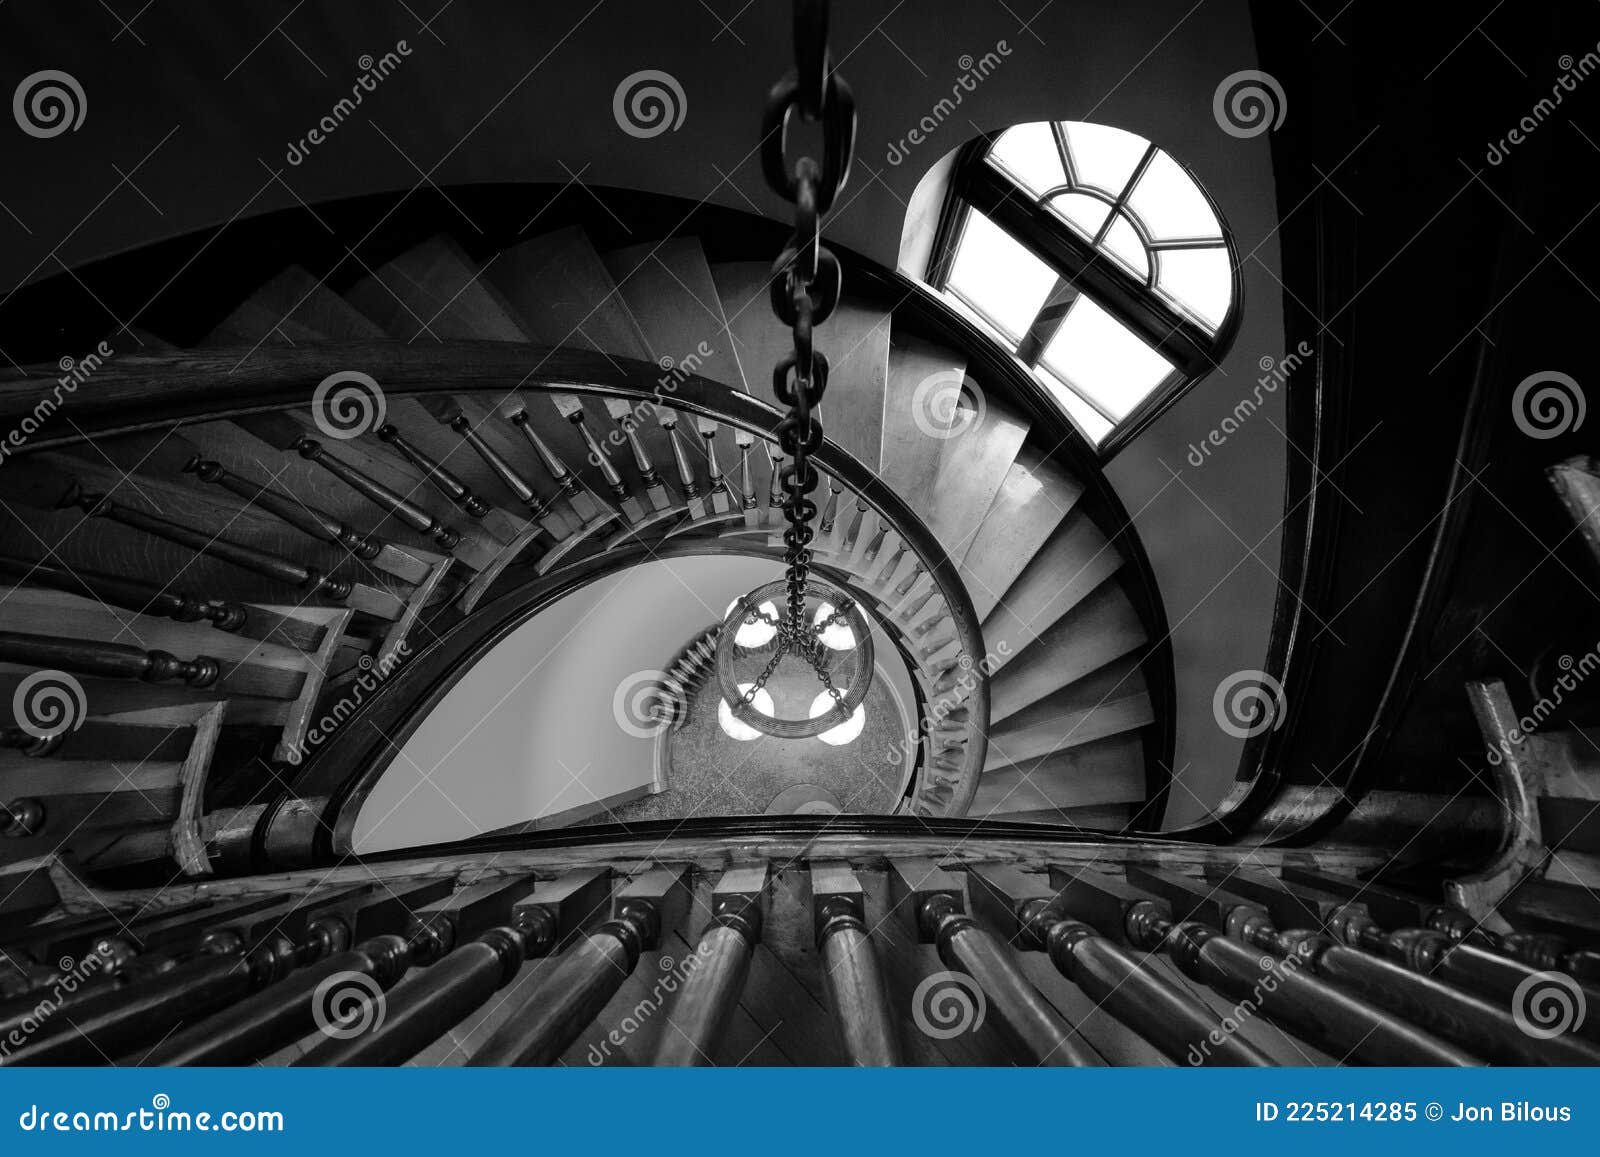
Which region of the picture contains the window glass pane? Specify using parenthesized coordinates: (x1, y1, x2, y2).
(945, 210, 1057, 343)
(1046, 191, 1110, 240)
(1156, 246, 1232, 331)
(1101, 213, 1148, 280)
(1036, 367, 1114, 444)
(1128, 151, 1222, 240)
(1062, 121, 1150, 196)
(1040, 294, 1173, 419)
(988, 122, 1066, 197)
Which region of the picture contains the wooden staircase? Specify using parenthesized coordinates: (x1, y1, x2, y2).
(0, 224, 1163, 884)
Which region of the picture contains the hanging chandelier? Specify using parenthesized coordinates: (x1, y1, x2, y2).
(713, 0, 871, 741)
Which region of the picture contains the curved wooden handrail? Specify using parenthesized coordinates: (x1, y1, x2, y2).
(0, 343, 991, 837)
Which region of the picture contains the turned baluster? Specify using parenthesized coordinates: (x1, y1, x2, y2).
(69, 490, 351, 601)
(767, 451, 786, 521)
(734, 432, 759, 512)
(889, 859, 1095, 1065)
(659, 411, 703, 509)
(552, 396, 640, 522)
(468, 866, 690, 1066)
(289, 434, 461, 550)
(0, 555, 248, 633)
(601, 400, 664, 491)
(699, 419, 732, 512)
(1060, 867, 1478, 1066)
(448, 415, 558, 524)
(0, 630, 218, 688)
(376, 424, 491, 518)
(1, 798, 44, 838)
(0, 728, 62, 758)
(653, 866, 765, 1066)
(969, 866, 1270, 1066)
(298, 871, 611, 1067)
(811, 863, 900, 1065)
(841, 499, 869, 553)
(183, 457, 382, 559)
(818, 480, 842, 535)
(508, 407, 610, 526)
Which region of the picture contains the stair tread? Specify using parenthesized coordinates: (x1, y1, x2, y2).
(958, 441, 1083, 620)
(488, 227, 650, 357)
(981, 510, 1123, 666)
(972, 732, 1146, 814)
(711, 262, 890, 472)
(989, 579, 1146, 724)
(200, 301, 327, 348)
(221, 265, 386, 345)
(989, 653, 1147, 740)
(918, 393, 1029, 562)
(602, 238, 750, 392)
(347, 235, 530, 342)
(984, 692, 1153, 770)
(878, 334, 966, 521)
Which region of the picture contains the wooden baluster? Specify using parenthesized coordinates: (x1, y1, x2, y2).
(0, 555, 248, 634)
(553, 396, 644, 524)
(0, 728, 61, 758)
(767, 451, 786, 526)
(1208, 868, 1600, 1065)
(0, 883, 414, 1066)
(811, 863, 900, 1065)
(889, 859, 1096, 1066)
(1, 798, 43, 838)
(658, 411, 705, 518)
(735, 432, 760, 524)
(507, 407, 612, 527)
(1057, 867, 1479, 1066)
(183, 457, 382, 559)
(127, 879, 455, 1067)
(297, 871, 611, 1067)
(0, 630, 219, 687)
(468, 865, 690, 1066)
(376, 424, 491, 518)
(447, 415, 562, 530)
(652, 866, 765, 1066)
(601, 399, 671, 515)
(841, 499, 869, 553)
(68, 489, 352, 601)
(967, 866, 1270, 1066)
(818, 480, 842, 536)
(699, 419, 732, 514)
(234, 415, 462, 551)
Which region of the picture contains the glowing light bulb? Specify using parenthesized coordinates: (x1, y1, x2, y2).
(726, 599, 778, 648)
(718, 683, 775, 741)
(812, 602, 857, 651)
(809, 691, 865, 746)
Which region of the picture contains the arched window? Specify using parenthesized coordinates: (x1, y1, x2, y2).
(928, 120, 1240, 453)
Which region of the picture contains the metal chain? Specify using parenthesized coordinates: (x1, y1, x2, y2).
(759, 0, 856, 684)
